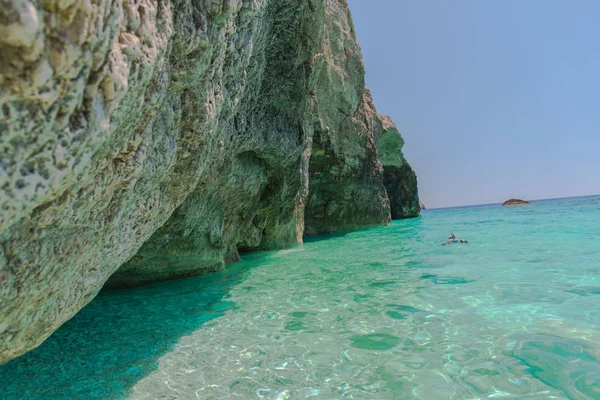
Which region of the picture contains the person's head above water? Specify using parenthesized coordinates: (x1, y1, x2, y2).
(449, 232, 456, 239)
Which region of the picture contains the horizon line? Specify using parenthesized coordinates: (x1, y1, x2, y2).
(425, 193, 600, 211)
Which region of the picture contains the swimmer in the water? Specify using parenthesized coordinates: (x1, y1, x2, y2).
(445, 232, 468, 245)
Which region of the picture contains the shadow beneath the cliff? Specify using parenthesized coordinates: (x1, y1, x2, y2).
(303, 223, 404, 244)
(0, 258, 260, 400)
(303, 230, 351, 243)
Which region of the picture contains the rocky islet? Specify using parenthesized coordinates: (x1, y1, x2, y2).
(502, 199, 530, 206)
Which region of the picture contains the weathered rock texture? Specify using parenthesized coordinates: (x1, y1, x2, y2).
(0, 0, 418, 363)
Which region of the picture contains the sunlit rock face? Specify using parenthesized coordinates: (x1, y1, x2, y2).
(302, 2, 419, 235)
(0, 0, 418, 363)
(377, 116, 420, 219)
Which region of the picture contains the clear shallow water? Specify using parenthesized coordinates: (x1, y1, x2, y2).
(2, 196, 600, 399)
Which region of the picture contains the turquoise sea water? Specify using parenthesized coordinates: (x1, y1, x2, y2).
(2, 196, 600, 399)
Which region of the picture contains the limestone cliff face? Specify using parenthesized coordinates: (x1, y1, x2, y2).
(377, 116, 420, 219)
(303, 2, 389, 236)
(0, 0, 418, 363)
(303, 1, 419, 233)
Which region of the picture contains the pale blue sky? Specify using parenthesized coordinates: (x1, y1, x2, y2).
(348, 0, 600, 208)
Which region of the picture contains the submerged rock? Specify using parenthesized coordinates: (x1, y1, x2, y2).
(502, 199, 530, 206)
(0, 0, 419, 362)
(351, 333, 401, 351)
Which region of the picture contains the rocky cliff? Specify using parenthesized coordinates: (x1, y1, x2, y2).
(0, 0, 419, 363)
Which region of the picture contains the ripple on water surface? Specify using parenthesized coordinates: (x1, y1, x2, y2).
(1, 196, 600, 399)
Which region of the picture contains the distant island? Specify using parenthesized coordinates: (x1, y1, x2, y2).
(420, 203, 426, 210)
(502, 199, 530, 206)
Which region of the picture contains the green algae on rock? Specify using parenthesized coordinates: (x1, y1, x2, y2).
(0, 0, 419, 363)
